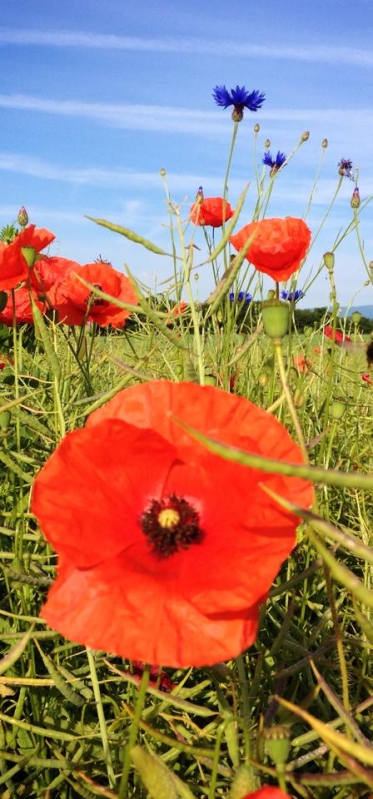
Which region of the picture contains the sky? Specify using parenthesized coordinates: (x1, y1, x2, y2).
(1, 0, 373, 308)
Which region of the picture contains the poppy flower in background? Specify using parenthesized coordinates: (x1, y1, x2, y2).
(32, 255, 79, 293)
(241, 789, 291, 799)
(0, 225, 55, 292)
(190, 196, 235, 227)
(48, 261, 139, 327)
(230, 218, 311, 282)
(0, 354, 12, 370)
(0, 287, 44, 326)
(32, 381, 313, 668)
(362, 372, 373, 386)
(213, 85, 265, 121)
(293, 355, 312, 374)
(323, 326, 352, 346)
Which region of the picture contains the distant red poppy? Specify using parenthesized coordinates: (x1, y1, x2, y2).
(32, 381, 313, 668)
(0, 225, 55, 292)
(230, 217, 311, 282)
(32, 255, 79, 292)
(362, 372, 373, 386)
(323, 326, 352, 346)
(0, 354, 12, 370)
(241, 789, 290, 799)
(0, 287, 44, 326)
(190, 197, 234, 227)
(293, 354, 312, 373)
(48, 261, 138, 327)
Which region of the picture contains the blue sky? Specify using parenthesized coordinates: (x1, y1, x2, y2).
(1, 0, 372, 308)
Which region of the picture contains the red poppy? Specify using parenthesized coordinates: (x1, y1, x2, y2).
(32, 255, 79, 292)
(0, 225, 55, 292)
(190, 197, 235, 227)
(0, 287, 44, 326)
(362, 372, 373, 386)
(293, 354, 312, 373)
(48, 261, 138, 327)
(241, 790, 290, 799)
(0, 354, 12, 370)
(323, 325, 352, 346)
(32, 381, 313, 667)
(230, 218, 311, 282)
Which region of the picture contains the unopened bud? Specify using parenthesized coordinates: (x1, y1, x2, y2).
(264, 138, 270, 149)
(322, 138, 328, 148)
(351, 187, 361, 209)
(258, 372, 269, 387)
(253, 123, 260, 133)
(330, 400, 346, 420)
(351, 311, 361, 325)
(159, 168, 166, 177)
(17, 206, 29, 228)
(301, 131, 310, 141)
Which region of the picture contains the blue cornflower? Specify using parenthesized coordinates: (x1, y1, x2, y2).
(213, 85, 265, 122)
(229, 291, 252, 303)
(281, 289, 305, 303)
(263, 150, 287, 177)
(338, 158, 354, 180)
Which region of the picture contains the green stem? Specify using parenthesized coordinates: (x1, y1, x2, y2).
(118, 663, 151, 798)
(273, 341, 308, 460)
(86, 648, 116, 789)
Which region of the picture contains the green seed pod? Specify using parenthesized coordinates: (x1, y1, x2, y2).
(258, 372, 269, 387)
(323, 251, 335, 271)
(262, 724, 291, 766)
(262, 300, 289, 339)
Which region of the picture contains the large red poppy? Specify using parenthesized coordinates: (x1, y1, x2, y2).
(32, 255, 79, 292)
(0, 225, 55, 292)
(0, 287, 44, 326)
(48, 261, 138, 327)
(32, 381, 313, 667)
(190, 197, 235, 227)
(230, 218, 311, 282)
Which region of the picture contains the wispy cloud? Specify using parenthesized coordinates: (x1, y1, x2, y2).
(1, 93, 373, 137)
(1, 28, 373, 68)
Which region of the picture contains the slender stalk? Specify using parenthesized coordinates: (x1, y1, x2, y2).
(86, 648, 116, 789)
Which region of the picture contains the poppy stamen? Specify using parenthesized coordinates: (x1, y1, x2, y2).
(141, 494, 203, 558)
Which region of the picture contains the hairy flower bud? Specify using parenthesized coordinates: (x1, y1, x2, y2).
(301, 131, 310, 141)
(17, 206, 29, 228)
(350, 187, 361, 209)
(253, 122, 260, 133)
(321, 138, 328, 148)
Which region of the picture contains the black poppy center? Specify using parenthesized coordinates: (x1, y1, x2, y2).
(140, 494, 203, 558)
(87, 283, 106, 307)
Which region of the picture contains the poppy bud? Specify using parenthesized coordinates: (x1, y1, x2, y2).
(258, 372, 269, 387)
(351, 311, 361, 325)
(330, 400, 346, 420)
(262, 725, 291, 766)
(204, 374, 217, 386)
(350, 187, 361, 209)
(301, 131, 310, 141)
(253, 123, 260, 133)
(264, 138, 270, 148)
(294, 388, 304, 408)
(322, 138, 328, 148)
(0, 291, 7, 312)
(262, 300, 289, 340)
(229, 763, 257, 799)
(159, 168, 166, 177)
(17, 206, 29, 228)
(323, 252, 335, 271)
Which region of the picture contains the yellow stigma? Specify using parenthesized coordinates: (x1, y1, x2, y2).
(158, 508, 180, 529)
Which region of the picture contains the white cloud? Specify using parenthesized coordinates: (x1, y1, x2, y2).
(1, 93, 373, 140)
(1, 28, 373, 68)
